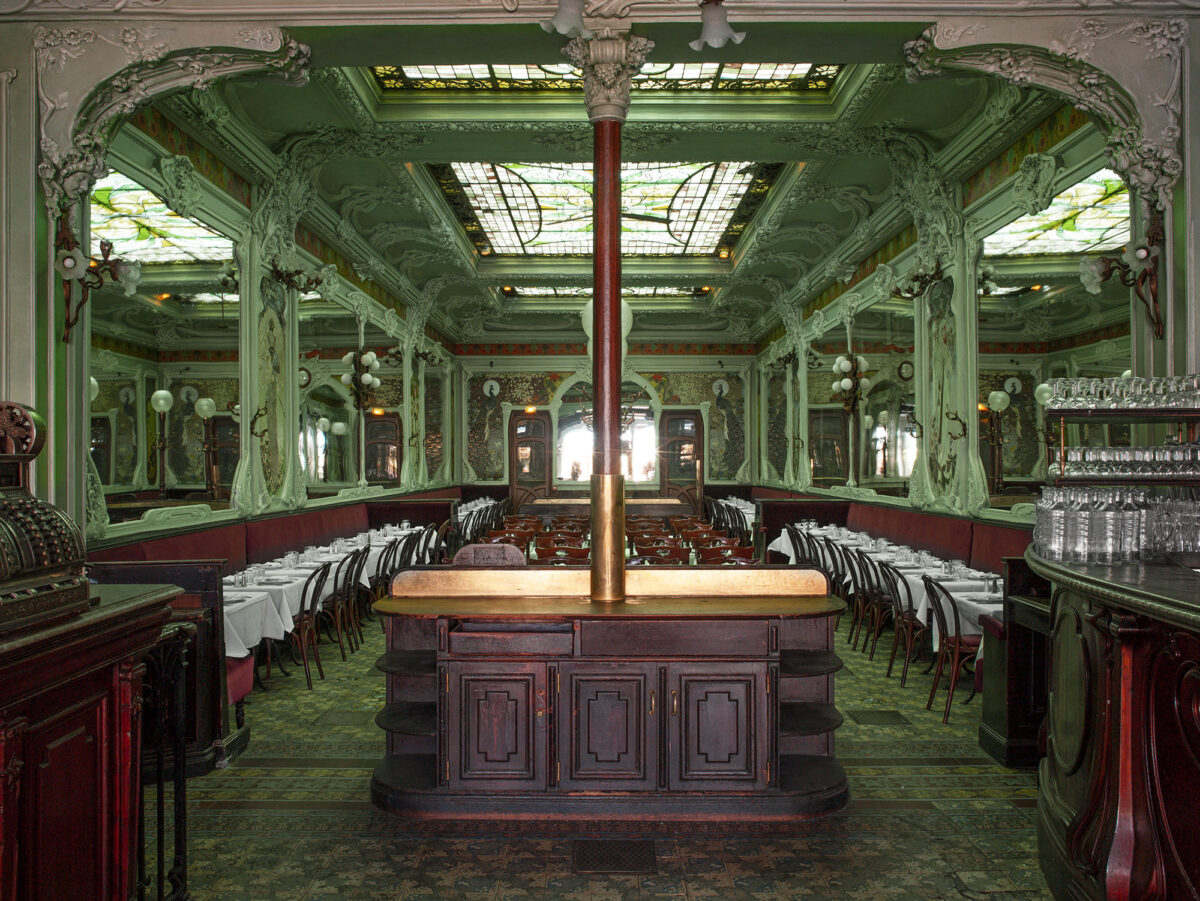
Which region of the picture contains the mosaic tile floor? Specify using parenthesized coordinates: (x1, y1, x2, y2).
(170, 616, 1051, 900)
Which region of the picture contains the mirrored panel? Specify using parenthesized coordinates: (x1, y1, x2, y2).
(809, 332, 852, 488)
(976, 166, 1132, 507)
(555, 380, 657, 484)
(855, 304, 918, 495)
(88, 168, 240, 523)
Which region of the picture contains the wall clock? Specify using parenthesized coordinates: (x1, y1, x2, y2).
(482, 379, 501, 398)
(298, 366, 312, 389)
(1004, 376, 1023, 395)
(898, 360, 915, 381)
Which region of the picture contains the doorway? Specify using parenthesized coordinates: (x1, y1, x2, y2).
(658, 411, 703, 514)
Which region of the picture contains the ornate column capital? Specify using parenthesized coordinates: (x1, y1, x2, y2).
(562, 28, 654, 123)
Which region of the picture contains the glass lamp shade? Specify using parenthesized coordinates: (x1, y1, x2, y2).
(341, 351, 356, 365)
(316, 417, 331, 433)
(359, 372, 373, 386)
(330, 421, 348, 436)
(194, 396, 217, 419)
(840, 378, 854, 392)
(1034, 383, 1053, 406)
(340, 373, 354, 385)
(987, 390, 1011, 412)
(541, 0, 592, 37)
(361, 351, 377, 366)
(863, 415, 874, 429)
(1120, 369, 1133, 379)
(878, 410, 890, 426)
(831, 379, 843, 393)
(856, 356, 869, 373)
(858, 378, 872, 393)
(88, 377, 100, 402)
(150, 389, 174, 413)
(689, 1, 746, 51)
(838, 359, 854, 373)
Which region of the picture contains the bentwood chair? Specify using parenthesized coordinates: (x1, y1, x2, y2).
(880, 561, 929, 688)
(534, 544, 590, 561)
(635, 545, 690, 564)
(853, 548, 894, 660)
(320, 548, 363, 662)
(288, 561, 331, 691)
(369, 537, 402, 602)
(922, 574, 982, 723)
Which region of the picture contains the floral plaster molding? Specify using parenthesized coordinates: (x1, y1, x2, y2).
(155, 154, 203, 219)
(35, 23, 309, 213)
(905, 17, 1186, 211)
(1010, 152, 1061, 215)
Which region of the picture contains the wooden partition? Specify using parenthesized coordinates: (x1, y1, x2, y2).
(89, 559, 249, 775)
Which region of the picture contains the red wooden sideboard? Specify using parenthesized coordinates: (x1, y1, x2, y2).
(0, 583, 175, 900)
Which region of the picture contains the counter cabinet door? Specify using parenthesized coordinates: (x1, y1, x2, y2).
(666, 662, 769, 792)
(444, 662, 549, 791)
(556, 662, 661, 792)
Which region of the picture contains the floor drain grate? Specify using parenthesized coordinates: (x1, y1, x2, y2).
(847, 709, 911, 725)
(572, 839, 656, 875)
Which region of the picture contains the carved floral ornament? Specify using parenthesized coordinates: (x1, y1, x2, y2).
(904, 18, 1187, 212)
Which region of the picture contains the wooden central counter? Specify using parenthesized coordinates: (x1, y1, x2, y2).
(372, 567, 847, 821)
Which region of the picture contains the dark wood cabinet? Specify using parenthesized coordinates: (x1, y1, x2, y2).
(667, 662, 768, 791)
(444, 661, 548, 790)
(373, 570, 847, 820)
(558, 662, 659, 791)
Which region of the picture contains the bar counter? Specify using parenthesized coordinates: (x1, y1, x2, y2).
(1026, 550, 1200, 900)
(372, 567, 848, 821)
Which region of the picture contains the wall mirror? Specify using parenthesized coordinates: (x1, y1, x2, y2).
(555, 380, 657, 486)
(87, 167, 241, 523)
(975, 164, 1132, 508)
(856, 303, 918, 495)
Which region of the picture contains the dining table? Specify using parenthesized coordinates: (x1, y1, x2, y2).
(222, 590, 287, 658)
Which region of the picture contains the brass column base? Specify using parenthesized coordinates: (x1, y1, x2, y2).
(590, 473, 626, 602)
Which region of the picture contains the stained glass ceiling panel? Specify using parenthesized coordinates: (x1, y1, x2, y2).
(90, 171, 233, 263)
(447, 161, 754, 256)
(503, 286, 700, 299)
(983, 168, 1129, 257)
(371, 62, 839, 92)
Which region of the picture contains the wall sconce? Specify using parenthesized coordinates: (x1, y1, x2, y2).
(542, 0, 592, 37)
(830, 354, 871, 415)
(982, 389, 1011, 494)
(891, 261, 945, 302)
(690, 0, 745, 51)
(54, 212, 141, 344)
(414, 349, 440, 366)
(945, 410, 967, 441)
(330, 421, 348, 437)
(218, 261, 239, 295)
(340, 350, 381, 409)
(150, 388, 174, 499)
(899, 404, 923, 439)
(1078, 207, 1163, 339)
(270, 263, 324, 294)
(195, 396, 220, 500)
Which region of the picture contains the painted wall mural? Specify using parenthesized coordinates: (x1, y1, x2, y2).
(641, 370, 745, 481)
(90, 379, 138, 485)
(926, 277, 958, 496)
(978, 369, 1042, 479)
(165, 379, 239, 485)
(425, 376, 444, 479)
(259, 276, 288, 496)
(466, 371, 571, 480)
(765, 370, 788, 480)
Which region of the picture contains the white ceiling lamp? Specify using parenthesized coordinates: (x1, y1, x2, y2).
(690, 0, 745, 52)
(542, 0, 592, 38)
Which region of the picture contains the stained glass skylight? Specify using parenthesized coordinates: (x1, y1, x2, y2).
(983, 169, 1129, 257)
(90, 171, 233, 263)
(440, 161, 756, 256)
(371, 62, 840, 92)
(504, 286, 700, 299)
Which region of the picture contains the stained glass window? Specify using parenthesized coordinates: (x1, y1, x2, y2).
(371, 62, 840, 92)
(447, 161, 753, 256)
(983, 169, 1129, 257)
(89, 171, 233, 263)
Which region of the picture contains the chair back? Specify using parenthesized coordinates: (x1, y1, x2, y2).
(628, 555, 685, 566)
(854, 549, 885, 602)
(452, 543, 528, 566)
(375, 537, 401, 583)
(879, 561, 915, 617)
(537, 544, 589, 560)
(636, 545, 690, 563)
(350, 545, 371, 594)
(696, 545, 754, 563)
(783, 524, 808, 563)
(821, 536, 847, 594)
(921, 575, 965, 642)
(299, 561, 332, 617)
(534, 535, 585, 549)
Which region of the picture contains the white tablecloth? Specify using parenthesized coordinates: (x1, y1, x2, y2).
(223, 591, 286, 658)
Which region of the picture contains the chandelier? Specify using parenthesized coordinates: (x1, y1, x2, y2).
(830, 354, 872, 415)
(580, 405, 636, 431)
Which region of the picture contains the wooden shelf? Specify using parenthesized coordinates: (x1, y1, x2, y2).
(375, 650, 437, 676)
(779, 702, 844, 737)
(375, 702, 437, 736)
(1052, 408, 1200, 423)
(780, 649, 844, 677)
(778, 754, 848, 795)
(372, 753, 438, 793)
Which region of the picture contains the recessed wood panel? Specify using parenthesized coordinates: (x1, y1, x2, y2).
(559, 664, 658, 790)
(669, 663, 767, 790)
(447, 663, 546, 789)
